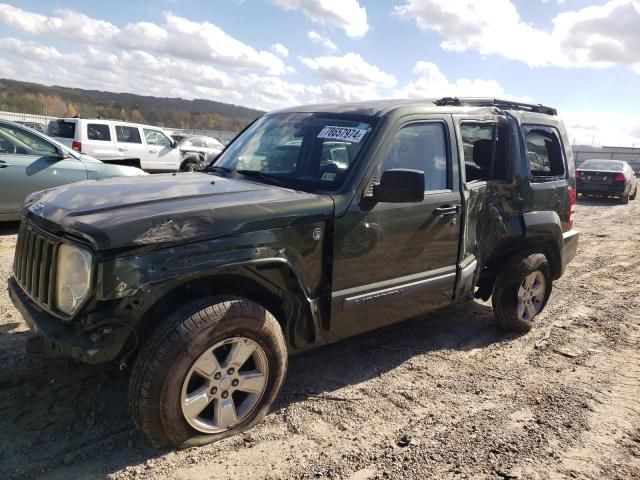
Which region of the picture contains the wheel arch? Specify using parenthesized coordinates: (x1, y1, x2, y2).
(132, 262, 319, 353)
(476, 232, 562, 300)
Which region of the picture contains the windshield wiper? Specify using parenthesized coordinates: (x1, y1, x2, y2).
(236, 169, 288, 187)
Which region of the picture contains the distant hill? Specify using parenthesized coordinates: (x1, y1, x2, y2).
(0, 79, 264, 131)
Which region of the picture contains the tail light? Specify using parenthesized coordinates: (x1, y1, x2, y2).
(72, 141, 82, 152)
(613, 173, 626, 183)
(575, 170, 581, 181)
(567, 187, 576, 230)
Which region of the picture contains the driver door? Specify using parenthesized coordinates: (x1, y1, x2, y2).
(0, 124, 87, 215)
(143, 129, 181, 171)
(330, 116, 463, 338)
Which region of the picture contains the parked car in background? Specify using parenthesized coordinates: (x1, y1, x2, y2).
(576, 159, 637, 204)
(172, 134, 225, 171)
(47, 118, 196, 173)
(0, 120, 146, 221)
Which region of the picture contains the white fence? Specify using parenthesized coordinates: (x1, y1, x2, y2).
(0, 110, 238, 145)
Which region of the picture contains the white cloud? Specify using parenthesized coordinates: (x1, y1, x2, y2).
(563, 111, 640, 147)
(308, 31, 338, 51)
(395, 0, 640, 73)
(301, 52, 397, 88)
(271, 43, 289, 57)
(0, 37, 63, 61)
(0, 4, 289, 76)
(0, 3, 119, 44)
(118, 13, 287, 75)
(395, 61, 515, 99)
(0, 57, 14, 77)
(271, 0, 369, 37)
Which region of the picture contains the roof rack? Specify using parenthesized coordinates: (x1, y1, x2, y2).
(433, 97, 557, 116)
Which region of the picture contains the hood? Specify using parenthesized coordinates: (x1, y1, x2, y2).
(25, 173, 335, 251)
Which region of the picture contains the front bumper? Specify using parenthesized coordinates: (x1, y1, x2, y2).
(8, 277, 129, 364)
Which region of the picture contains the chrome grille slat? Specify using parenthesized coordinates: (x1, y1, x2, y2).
(13, 222, 58, 308)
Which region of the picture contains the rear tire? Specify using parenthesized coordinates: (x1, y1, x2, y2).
(621, 193, 629, 204)
(492, 253, 552, 332)
(129, 296, 287, 448)
(630, 187, 637, 201)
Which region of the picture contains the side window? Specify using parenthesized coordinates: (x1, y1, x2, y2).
(381, 123, 448, 191)
(524, 126, 565, 178)
(144, 129, 172, 147)
(115, 125, 142, 144)
(0, 125, 58, 156)
(87, 124, 111, 141)
(460, 122, 510, 182)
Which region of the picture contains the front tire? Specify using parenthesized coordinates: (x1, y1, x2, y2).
(492, 253, 552, 332)
(129, 297, 287, 448)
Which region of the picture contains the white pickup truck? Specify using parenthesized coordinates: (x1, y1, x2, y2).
(47, 118, 199, 173)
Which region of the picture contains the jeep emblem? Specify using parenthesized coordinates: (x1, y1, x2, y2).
(312, 228, 322, 241)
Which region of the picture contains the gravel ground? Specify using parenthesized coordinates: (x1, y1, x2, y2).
(1, 196, 639, 480)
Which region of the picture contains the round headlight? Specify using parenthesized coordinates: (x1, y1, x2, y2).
(56, 244, 93, 315)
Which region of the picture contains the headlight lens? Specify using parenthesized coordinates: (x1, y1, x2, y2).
(56, 244, 93, 315)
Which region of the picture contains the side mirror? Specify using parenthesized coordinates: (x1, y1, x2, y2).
(372, 169, 425, 203)
(56, 147, 70, 159)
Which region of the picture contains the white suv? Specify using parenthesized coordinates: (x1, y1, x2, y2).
(47, 118, 185, 172)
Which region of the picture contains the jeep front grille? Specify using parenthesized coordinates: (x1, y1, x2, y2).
(13, 222, 58, 308)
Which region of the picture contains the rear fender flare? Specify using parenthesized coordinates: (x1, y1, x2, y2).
(522, 211, 565, 279)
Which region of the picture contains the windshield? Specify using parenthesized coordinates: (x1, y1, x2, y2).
(211, 113, 376, 192)
(579, 160, 623, 171)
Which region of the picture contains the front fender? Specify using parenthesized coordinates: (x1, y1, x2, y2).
(97, 223, 326, 302)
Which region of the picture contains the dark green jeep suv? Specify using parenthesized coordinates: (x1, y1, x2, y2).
(9, 98, 579, 447)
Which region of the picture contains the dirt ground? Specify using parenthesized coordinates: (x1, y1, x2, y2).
(1, 196, 639, 480)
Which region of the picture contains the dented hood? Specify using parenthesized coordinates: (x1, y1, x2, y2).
(25, 172, 335, 251)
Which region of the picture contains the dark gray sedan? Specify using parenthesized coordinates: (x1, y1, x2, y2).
(0, 120, 147, 221)
(576, 159, 638, 204)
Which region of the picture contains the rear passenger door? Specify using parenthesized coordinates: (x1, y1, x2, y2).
(114, 125, 148, 170)
(331, 116, 463, 337)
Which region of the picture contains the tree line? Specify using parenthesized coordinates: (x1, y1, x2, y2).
(0, 79, 264, 132)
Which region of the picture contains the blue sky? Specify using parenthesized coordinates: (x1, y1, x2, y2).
(1, 0, 639, 146)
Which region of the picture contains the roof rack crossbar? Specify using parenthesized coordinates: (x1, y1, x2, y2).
(433, 97, 557, 116)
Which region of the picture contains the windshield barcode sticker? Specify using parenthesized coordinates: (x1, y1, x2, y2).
(318, 126, 368, 143)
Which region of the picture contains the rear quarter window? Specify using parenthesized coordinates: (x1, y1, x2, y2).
(524, 125, 566, 180)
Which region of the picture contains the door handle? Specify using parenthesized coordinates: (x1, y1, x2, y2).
(148, 149, 157, 153)
(434, 205, 461, 216)
(0, 161, 10, 168)
(118, 147, 128, 152)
